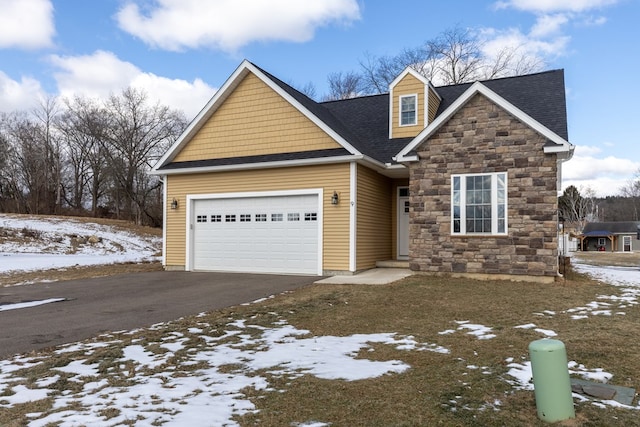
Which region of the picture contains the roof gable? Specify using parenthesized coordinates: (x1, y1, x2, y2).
(395, 75, 574, 162)
(152, 60, 362, 173)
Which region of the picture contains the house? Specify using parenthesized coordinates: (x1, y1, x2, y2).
(579, 222, 640, 252)
(150, 60, 574, 283)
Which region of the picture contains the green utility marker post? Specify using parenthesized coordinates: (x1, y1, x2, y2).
(529, 339, 575, 423)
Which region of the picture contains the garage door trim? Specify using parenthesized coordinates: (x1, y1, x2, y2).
(186, 189, 323, 275)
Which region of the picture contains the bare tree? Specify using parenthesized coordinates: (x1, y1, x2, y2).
(32, 97, 64, 214)
(620, 170, 640, 220)
(358, 25, 545, 94)
(101, 87, 186, 225)
(58, 96, 110, 216)
(323, 71, 365, 101)
(559, 185, 598, 232)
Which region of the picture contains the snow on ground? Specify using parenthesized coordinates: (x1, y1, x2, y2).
(0, 252, 639, 424)
(0, 317, 447, 427)
(0, 214, 160, 276)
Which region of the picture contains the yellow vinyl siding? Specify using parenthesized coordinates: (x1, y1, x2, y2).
(427, 86, 441, 123)
(165, 163, 351, 271)
(392, 74, 425, 138)
(173, 73, 341, 162)
(356, 165, 392, 270)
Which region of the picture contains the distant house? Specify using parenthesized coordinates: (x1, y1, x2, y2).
(580, 222, 640, 252)
(151, 60, 574, 283)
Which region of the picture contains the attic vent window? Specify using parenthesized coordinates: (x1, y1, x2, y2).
(400, 94, 417, 126)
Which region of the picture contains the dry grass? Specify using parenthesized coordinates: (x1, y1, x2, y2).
(572, 250, 640, 267)
(229, 268, 639, 426)
(1, 239, 639, 425)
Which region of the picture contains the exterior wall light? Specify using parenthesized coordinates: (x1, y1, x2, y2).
(331, 191, 339, 205)
(170, 198, 179, 210)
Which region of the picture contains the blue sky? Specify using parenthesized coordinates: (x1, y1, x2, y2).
(0, 0, 637, 197)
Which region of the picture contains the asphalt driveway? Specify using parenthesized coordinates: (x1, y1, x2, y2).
(0, 271, 318, 359)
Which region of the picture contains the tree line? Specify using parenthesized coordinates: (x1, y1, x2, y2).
(559, 184, 640, 229)
(0, 88, 187, 227)
(0, 26, 567, 228)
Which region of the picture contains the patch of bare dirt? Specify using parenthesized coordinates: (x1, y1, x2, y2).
(0, 261, 164, 287)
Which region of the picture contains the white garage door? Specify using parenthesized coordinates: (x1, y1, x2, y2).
(191, 194, 320, 274)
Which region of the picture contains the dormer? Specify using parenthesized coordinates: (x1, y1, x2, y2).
(389, 67, 441, 139)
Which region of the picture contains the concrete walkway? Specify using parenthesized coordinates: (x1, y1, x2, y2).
(315, 268, 414, 285)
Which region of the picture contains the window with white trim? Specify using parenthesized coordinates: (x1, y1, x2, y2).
(452, 172, 507, 235)
(400, 94, 417, 126)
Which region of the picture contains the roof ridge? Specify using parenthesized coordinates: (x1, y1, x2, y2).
(433, 69, 564, 89)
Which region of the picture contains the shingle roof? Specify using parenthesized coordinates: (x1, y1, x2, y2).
(160, 63, 570, 170)
(259, 65, 569, 164)
(435, 70, 569, 141)
(582, 222, 640, 234)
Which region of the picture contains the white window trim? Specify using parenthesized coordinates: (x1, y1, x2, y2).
(399, 94, 418, 127)
(451, 172, 508, 236)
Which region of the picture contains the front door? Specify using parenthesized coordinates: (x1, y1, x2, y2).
(623, 235, 632, 252)
(398, 187, 410, 259)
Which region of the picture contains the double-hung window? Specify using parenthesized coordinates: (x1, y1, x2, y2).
(452, 172, 507, 235)
(400, 94, 417, 126)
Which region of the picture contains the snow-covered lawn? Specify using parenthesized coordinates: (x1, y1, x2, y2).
(0, 214, 160, 275)
(0, 256, 638, 425)
(0, 216, 638, 425)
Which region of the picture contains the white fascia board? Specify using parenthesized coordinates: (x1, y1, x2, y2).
(427, 80, 442, 101)
(249, 63, 362, 156)
(152, 60, 253, 172)
(349, 161, 357, 272)
(152, 60, 362, 172)
(389, 66, 430, 89)
(395, 81, 573, 162)
(150, 154, 363, 176)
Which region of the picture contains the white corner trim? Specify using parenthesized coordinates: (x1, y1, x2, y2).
(395, 81, 573, 162)
(349, 161, 357, 272)
(161, 175, 167, 266)
(388, 87, 394, 139)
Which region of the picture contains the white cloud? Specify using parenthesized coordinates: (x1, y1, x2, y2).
(530, 13, 569, 37)
(561, 145, 640, 196)
(0, 0, 55, 49)
(49, 51, 216, 119)
(0, 71, 45, 112)
(495, 0, 619, 13)
(479, 27, 570, 64)
(115, 0, 361, 52)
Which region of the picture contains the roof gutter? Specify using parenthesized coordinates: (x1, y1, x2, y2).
(150, 154, 365, 176)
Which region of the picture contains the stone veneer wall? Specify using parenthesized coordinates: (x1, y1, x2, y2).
(409, 93, 559, 280)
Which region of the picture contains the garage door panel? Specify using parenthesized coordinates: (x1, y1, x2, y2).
(192, 194, 319, 274)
